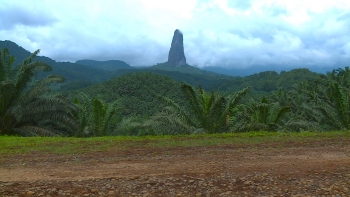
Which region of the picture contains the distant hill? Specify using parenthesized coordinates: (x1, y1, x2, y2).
(75, 59, 134, 71)
(201, 66, 236, 76)
(1, 40, 233, 91)
(201, 65, 292, 77)
(149, 62, 227, 77)
(107, 62, 234, 91)
(218, 68, 321, 92)
(75, 72, 185, 117)
(0, 40, 325, 93)
(202, 65, 335, 77)
(0, 40, 112, 84)
(140, 63, 321, 92)
(72, 68, 321, 117)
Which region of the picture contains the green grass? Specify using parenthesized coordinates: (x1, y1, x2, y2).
(0, 131, 349, 156)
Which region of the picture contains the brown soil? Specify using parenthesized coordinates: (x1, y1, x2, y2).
(0, 138, 350, 197)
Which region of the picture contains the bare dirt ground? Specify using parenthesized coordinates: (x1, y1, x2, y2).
(0, 138, 350, 197)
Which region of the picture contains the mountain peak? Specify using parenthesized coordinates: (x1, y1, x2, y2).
(168, 29, 186, 67)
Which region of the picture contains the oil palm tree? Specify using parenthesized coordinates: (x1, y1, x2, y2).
(233, 97, 290, 132)
(313, 68, 350, 130)
(74, 93, 120, 136)
(283, 78, 343, 131)
(0, 48, 78, 136)
(163, 83, 250, 134)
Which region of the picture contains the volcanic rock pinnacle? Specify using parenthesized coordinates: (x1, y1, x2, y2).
(168, 29, 186, 66)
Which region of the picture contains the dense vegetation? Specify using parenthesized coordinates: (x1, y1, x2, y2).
(1, 44, 350, 137)
(74, 72, 184, 117)
(219, 69, 320, 92)
(0, 48, 77, 136)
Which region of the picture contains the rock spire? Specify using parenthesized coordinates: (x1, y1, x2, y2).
(168, 29, 186, 66)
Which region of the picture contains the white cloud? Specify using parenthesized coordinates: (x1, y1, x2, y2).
(0, 0, 349, 69)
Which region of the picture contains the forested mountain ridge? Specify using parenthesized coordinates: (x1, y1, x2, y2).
(0, 40, 234, 90)
(202, 65, 334, 77)
(0, 40, 113, 83)
(3, 40, 350, 137)
(94, 62, 321, 93)
(1, 40, 322, 93)
(70, 72, 185, 117)
(148, 62, 230, 77)
(75, 59, 134, 71)
(67, 69, 320, 118)
(104, 62, 233, 91)
(219, 69, 321, 92)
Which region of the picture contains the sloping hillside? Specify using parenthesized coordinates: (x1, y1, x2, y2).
(0, 40, 112, 83)
(76, 59, 134, 71)
(1, 40, 322, 93)
(74, 72, 184, 117)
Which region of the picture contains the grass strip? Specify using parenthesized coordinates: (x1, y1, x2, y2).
(0, 131, 349, 155)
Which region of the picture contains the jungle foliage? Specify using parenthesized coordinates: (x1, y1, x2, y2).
(73, 93, 120, 137)
(73, 72, 185, 117)
(0, 48, 78, 136)
(2, 45, 350, 137)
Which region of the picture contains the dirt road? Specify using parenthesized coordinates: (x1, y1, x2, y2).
(1, 138, 350, 196)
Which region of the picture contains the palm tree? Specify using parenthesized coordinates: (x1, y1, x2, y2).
(233, 97, 290, 132)
(283, 77, 344, 131)
(314, 68, 350, 130)
(74, 93, 120, 136)
(110, 108, 197, 136)
(163, 83, 250, 134)
(0, 48, 78, 136)
(264, 87, 320, 131)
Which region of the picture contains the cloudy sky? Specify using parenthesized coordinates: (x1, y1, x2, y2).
(1, 0, 350, 69)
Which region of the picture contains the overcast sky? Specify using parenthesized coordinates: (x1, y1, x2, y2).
(1, 0, 350, 69)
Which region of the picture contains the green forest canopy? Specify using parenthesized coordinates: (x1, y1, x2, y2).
(2, 43, 350, 137)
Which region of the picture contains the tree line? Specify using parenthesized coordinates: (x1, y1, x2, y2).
(1, 48, 349, 137)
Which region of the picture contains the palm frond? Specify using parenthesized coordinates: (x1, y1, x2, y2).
(159, 96, 197, 127)
(0, 48, 15, 81)
(15, 61, 52, 92)
(181, 83, 203, 119)
(13, 126, 58, 137)
(273, 106, 291, 124)
(20, 74, 64, 104)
